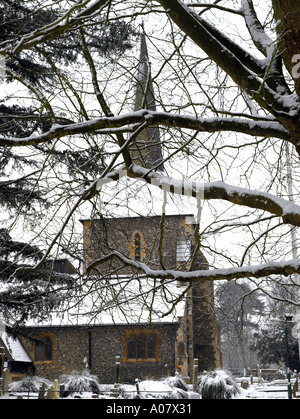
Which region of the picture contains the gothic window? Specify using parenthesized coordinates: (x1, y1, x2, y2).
(135, 233, 141, 262)
(34, 334, 54, 362)
(129, 231, 146, 262)
(124, 331, 160, 361)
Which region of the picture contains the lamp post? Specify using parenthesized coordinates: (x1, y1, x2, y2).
(285, 316, 293, 400)
(271, 316, 294, 399)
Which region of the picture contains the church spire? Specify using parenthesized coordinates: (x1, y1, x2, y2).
(130, 29, 164, 172)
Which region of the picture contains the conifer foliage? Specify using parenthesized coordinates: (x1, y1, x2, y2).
(0, 0, 136, 328)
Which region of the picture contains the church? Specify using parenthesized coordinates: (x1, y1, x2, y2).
(0, 31, 222, 384)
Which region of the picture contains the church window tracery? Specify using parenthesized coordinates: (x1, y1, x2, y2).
(124, 330, 160, 362)
(129, 231, 147, 262)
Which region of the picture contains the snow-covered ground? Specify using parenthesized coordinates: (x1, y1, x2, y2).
(1, 378, 300, 400)
(237, 381, 299, 400)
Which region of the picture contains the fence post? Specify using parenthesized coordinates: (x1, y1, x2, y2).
(115, 356, 121, 384)
(0, 348, 5, 395)
(2, 369, 9, 394)
(0, 347, 4, 376)
(38, 382, 46, 399)
(293, 377, 299, 398)
(193, 359, 199, 392)
(59, 384, 65, 399)
(135, 379, 141, 399)
(259, 369, 262, 384)
(46, 386, 54, 399)
(53, 379, 59, 399)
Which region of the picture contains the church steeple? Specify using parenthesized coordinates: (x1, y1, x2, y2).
(130, 29, 164, 172)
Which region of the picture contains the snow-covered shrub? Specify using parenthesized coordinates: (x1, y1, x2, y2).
(199, 370, 240, 400)
(9, 376, 51, 393)
(59, 370, 100, 397)
(163, 376, 190, 399)
(164, 376, 189, 392)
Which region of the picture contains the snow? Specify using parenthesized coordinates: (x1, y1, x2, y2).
(241, 0, 274, 58)
(0, 110, 290, 147)
(26, 275, 188, 327)
(124, 165, 300, 224)
(1, 375, 299, 399)
(0, 331, 32, 363)
(237, 381, 297, 400)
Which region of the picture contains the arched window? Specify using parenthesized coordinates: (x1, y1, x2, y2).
(129, 231, 146, 262)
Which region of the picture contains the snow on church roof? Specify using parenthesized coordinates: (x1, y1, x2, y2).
(27, 276, 188, 328)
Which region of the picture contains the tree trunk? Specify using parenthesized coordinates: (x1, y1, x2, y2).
(274, 0, 300, 99)
(273, 0, 300, 154)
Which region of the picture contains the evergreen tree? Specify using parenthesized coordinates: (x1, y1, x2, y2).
(251, 322, 300, 371)
(216, 281, 265, 370)
(0, 0, 137, 328)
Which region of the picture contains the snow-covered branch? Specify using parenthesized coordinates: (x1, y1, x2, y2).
(241, 0, 274, 58)
(127, 164, 300, 227)
(87, 250, 300, 283)
(0, 110, 290, 147)
(156, 0, 300, 133)
(186, 3, 242, 15)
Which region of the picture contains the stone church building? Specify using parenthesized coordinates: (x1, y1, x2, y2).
(1, 31, 222, 384)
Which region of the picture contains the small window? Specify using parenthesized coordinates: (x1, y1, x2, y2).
(34, 334, 54, 362)
(124, 331, 160, 361)
(135, 233, 141, 262)
(176, 240, 191, 262)
(129, 231, 146, 262)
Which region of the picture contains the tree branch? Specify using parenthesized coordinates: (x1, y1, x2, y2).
(87, 250, 300, 282)
(127, 164, 300, 227)
(0, 110, 290, 147)
(186, 3, 243, 16)
(156, 0, 299, 126)
(241, 0, 273, 58)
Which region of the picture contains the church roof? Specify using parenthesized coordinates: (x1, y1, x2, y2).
(0, 331, 32, 363)
(27, 276, 188, 328)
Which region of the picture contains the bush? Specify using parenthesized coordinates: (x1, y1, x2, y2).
(9, 376, 51, 393)
(59, 370, 100, 397)
(164, 376, 189, 392)
(199, 370, 240, 400)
